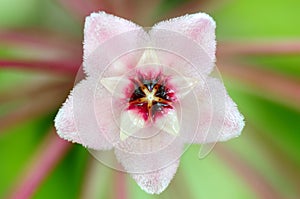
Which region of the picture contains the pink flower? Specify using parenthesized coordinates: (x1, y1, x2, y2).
(54, 11, 244, 194)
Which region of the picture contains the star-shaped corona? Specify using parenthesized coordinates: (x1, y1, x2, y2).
(127, 75, 176, 122)
(100, 49, 197, 141)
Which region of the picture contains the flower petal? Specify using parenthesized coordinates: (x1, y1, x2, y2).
(150, 12, 216, 77)
(84, 11, 140, 59)
(100, 76, 132, 99)
(136, 49, 160, 67)
(186, 77, 245, 144)
(114, 131, 184, 174)
(167, 75, 201, 99)
(153, 12, 216, 61)
(120, 110, 146, 141)
(131, 160, 179, 194)
(154, 109, 180, 136)
(55, 97, 80, 143)
(55, 78, 113, 150)
(83, 11, 148, 76)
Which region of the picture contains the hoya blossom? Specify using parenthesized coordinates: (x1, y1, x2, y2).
(54, 11, 244, 194)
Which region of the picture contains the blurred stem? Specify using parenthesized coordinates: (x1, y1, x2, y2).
(0, 30, 81, 53)
(0, 59, 79, 76)
(0, 80, 72, 104)
(247, 124, 300, 197)
(218, 41, 300, 56)
(131, 0, 161, 26)
(80, 158, 114, 199)
(156, 0, 214, 20)
(55, 0, 100, 19)
(215, 145, 284, 199)
(169, 168, 194, 199)
(114, 172, 128, 199)
(219, 62, 300, 112)
(56, 0, 114, 20)
(0, 82, 71, 133)
(7, 130, 71, 199)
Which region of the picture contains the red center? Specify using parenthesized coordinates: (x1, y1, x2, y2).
(127, 76, 176, 122)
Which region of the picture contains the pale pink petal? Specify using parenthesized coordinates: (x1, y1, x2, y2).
(55, 78, 113, 150)
(55, 97, 81, 143)
(83, 12, 148, 76)
(131, 160, 180, 194)
(153, 12, 216, 60)
(185, 77, 244, 144)
(84, 11, 140, 59)
(114, 131, 184, 174)
(150, 12, 216, 77)
(93, 86, 121, 145)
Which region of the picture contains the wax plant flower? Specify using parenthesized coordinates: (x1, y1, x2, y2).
(54, 11, 244, 194)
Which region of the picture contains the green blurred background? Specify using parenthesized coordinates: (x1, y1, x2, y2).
(0, 0, 299, 198)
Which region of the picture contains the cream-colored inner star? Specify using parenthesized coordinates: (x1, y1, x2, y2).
(100, 49, 200, 141)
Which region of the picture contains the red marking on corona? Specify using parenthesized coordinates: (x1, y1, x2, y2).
(127, 74, 177, 122)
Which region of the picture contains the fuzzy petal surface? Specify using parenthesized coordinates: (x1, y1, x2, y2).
(55, 78, 113, 150)
(186, 77, 245, 144)
(114, 131, 185, 174)
(150, 12, 216, 77)
(83, 11, 148, 77)
(131, 161, 180, 194)
(55, 97, 81, 143)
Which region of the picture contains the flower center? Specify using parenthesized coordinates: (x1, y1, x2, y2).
(127, 77, 176, 122)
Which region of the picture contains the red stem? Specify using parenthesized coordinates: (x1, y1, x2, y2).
(56, 0, 95, 18)
(163, 0, 213, 20)
(0, 59, 80, 76)
(7, 131, 72, 199)
(0, 83, 71, 133)
(115, 172, 127, 199)
(0, 30, 81, 52)
(0, 81, 72, 103)
(218, 41, 300, 56)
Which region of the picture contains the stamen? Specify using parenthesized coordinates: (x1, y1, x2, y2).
(127, 76, 176, 122)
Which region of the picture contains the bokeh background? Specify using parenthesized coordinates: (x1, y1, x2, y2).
(0, 0, 299, 198)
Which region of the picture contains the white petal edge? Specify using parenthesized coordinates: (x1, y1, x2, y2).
(83, 11, 147, 77)
(152, 12, 216, 61)
(189, 77, 245, 144)
(55, 79, 113, 150)
(131, 160, 180, 194)
(55, 96, 80, 143)
(84, 11, 140, 60)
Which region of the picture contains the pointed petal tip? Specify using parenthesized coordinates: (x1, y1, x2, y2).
(131, 161, 179, 194)
(220, 96, 246, 141)
(164, 119, 180, 137)
(120, 130, 129, 141)
(100, 76, 121, 94)
(154, 109, 180, 136)
(119, 111, 146, 141)
(54, 97, 81, 144)
(220, 108, 245, 141)
(137, 49, 160, 67)
(169, 76, 201, 99)
(210, 97, 245, 143)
